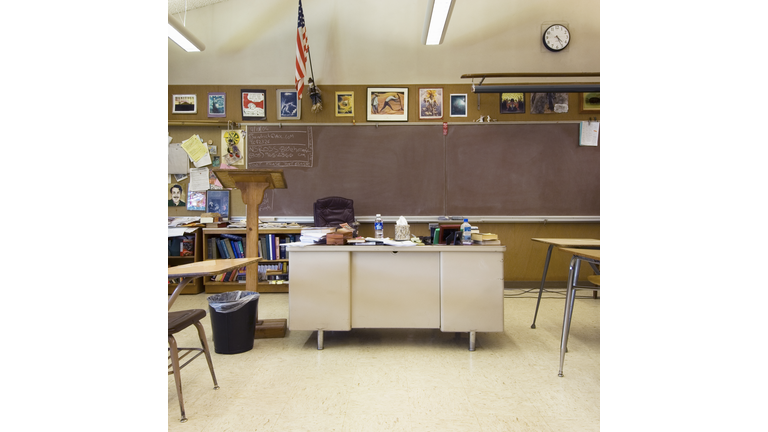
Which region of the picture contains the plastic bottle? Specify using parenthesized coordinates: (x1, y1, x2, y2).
(375, 214, 383, 239)
(461, 218, 472, 245)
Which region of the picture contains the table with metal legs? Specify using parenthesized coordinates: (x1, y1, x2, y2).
(530, 238, 600, 329)
(557, 248, 600, 377)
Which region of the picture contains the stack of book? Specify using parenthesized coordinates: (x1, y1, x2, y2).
(208, 234, 246, 259)
(471, 233, 501, 245)
(259, 234, 299, 259)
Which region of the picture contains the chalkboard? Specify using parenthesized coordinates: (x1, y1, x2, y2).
(247, 123, 599, 217)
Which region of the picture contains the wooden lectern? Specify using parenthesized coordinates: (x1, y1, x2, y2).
(212, 169, 288, 338)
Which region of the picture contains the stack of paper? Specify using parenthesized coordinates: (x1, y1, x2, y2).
(300, 227, 336, 244)
(471, 233, 501, 245)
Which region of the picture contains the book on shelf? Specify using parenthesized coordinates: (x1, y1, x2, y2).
(471, 233, 498, 241)
(180, 236, 195, 256)
(472, 239, 501, 245)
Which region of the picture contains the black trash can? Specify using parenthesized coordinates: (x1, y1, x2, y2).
(207, 291, 260, 354)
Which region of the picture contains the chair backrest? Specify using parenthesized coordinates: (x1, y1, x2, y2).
(313, 196, 355, 227)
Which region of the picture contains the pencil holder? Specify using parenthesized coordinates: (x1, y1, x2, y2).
(394, 225, 410, 241)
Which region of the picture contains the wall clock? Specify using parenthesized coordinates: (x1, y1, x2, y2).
(543, 24, 570, 52)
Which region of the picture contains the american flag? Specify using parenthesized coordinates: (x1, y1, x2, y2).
(295, 0, 309, 99)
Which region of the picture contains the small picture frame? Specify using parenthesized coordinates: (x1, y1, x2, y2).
(172, 94, 197, 114)
(580, 92, 600, 113)
(335, 91, 354, 117)
(500, 93, 525, 114)
(277, 89, 301, 120)
(367, 87, 408, 121)
(186, 187, 206, 211)
(206, 189, 230, 220)
(241, 89, 267, 121)
(450, 94, 467, 117)
(168, 184, 186, 207)
(419, 88, 443, 119)
(208, 92, 226, 118)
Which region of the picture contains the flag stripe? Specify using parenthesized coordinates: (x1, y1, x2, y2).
(295, 0, 309, 99)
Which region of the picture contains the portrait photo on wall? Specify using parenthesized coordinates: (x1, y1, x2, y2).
(500, 93, 525, 114)
(208, 92, 226, 118)
(277, 89, 301, 120)
(419, 88, 443, 119)
(530, 93, 569, 114)
(450, 94, 467, 117)
(168, 184, 186, 207)
(206, 190, 230, 219)
(367, 87, 408, 121)
(336, 91, 354, 117)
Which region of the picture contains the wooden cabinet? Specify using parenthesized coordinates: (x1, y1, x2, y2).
(202, 227, 302, 293)
(168, 228, 204, 295)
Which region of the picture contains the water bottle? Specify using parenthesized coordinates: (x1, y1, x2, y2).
(461, 218, 472, 245)
(374, 214, 383, 239)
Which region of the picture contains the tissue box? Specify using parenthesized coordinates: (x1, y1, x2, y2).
(394, 224, 410, 241)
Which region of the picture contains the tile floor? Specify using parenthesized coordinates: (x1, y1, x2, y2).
(168, 288, 599, 431)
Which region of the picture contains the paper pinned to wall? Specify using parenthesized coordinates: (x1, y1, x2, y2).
(182, 135, 212, 167)
(579, 121, 599, 146)
(189, 167, 210, 192)
(168, 143, 188, 174)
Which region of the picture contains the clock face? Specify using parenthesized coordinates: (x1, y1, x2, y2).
(543, 24, 570, 51)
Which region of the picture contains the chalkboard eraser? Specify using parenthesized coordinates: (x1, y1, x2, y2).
(450, 216, 463, 220)
(438, 216, 450, 221)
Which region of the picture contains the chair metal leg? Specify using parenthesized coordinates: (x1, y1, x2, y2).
(168, 335, 187, 423)
(317, 330, 324, 350)
(193, 321, 220, 390)
(559, 256, 580, 377)
(531, 244, 555, 329)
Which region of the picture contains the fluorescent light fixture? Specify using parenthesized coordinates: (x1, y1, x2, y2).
(168, 14, 205, 52)
(422, 0, 455, 45)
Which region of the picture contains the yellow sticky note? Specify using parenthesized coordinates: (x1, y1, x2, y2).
(181, 135, 208, 162)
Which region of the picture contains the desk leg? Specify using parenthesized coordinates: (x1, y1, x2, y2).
(317, 330, 324, 350)
(531, 245, 555, 329)
(559, 256, 580, 377)
(168, 277, 195, 310)
(469, 331, 476, 351)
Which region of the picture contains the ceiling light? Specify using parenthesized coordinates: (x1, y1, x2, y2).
(168, 14, 205, 52)
(422, 0, 455, 45)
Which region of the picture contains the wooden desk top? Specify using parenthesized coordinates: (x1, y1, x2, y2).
(532, 238, 600, 248)
(559, 248, 600, 261)
(168, 258, 261, 279)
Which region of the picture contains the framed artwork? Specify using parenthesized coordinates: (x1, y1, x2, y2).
(207, 92, 226, 118)
(419, 88, 443, 119)
(335, 91, 354, 117)
(530, 93, 569, 114)
(186, 187, 206, 211)
(241, 89, 267, 121)
(221, 130, 245, 166)
(500, 93, 525, 114)
(172, 94, 197, 114)
(276, 89, 301, 120)
(206, 190, 230, 219)
(367, 87, 408, 121)
(168, 184, 186, 207)
(449, 94, 467, 117)
(580, 92, 600, 113)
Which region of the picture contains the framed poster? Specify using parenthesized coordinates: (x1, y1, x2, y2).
(450, 94, 467, 117)
(419, 88, 443, 119)
(241, 89, 267, 121)
(208, 92, 226, 118)
(172, 94, 197, 114)
(186, 187, 206, 211)
(580, 92, 600, 113)
(206, 190, 230, 219)
(500, 93, 525, 114)
(277, 89, 301, 120)
(367, 87, 408, 121)
(336, 91, 354, 117)
(168, 184, 186, 207)
(531, 93, 569, 114)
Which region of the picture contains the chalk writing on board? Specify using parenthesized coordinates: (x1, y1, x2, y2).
(246, 126, 314, 168)
(258, 189, 274, 212)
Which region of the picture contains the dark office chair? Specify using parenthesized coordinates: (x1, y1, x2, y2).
(313, 196, 355, 227)
(168, 309, 219, 423)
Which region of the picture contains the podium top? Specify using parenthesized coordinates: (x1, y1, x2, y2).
(212, 169, 287, 189)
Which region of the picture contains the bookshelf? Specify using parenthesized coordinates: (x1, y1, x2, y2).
(202, 227, 302, 293)
(168, 228, 204, 294)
